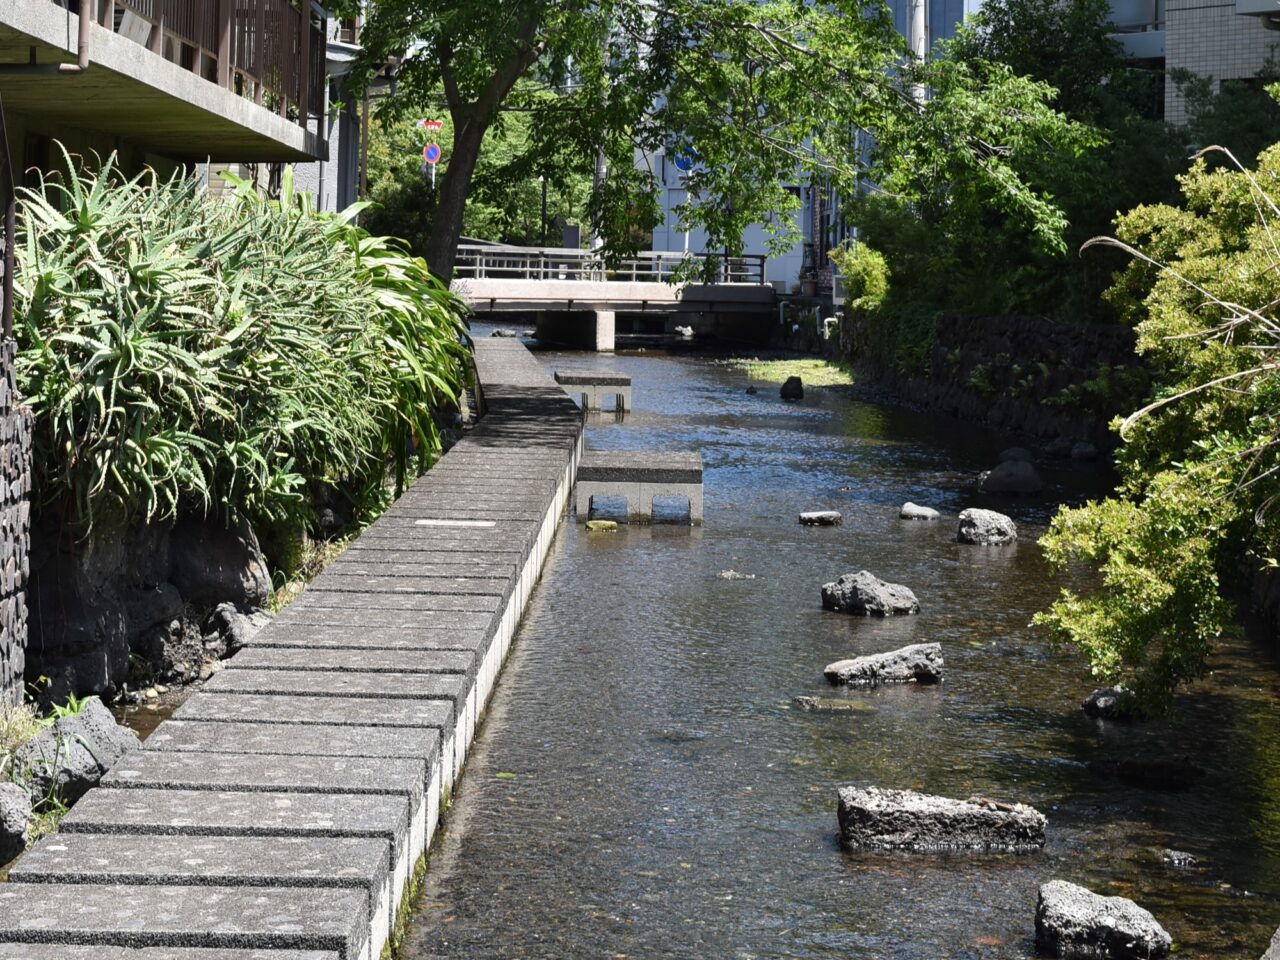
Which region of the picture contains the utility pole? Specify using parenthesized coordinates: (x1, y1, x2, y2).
(908, 0, 928, 103)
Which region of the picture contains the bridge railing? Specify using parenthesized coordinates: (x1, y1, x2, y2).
(454, 245, 767, 285)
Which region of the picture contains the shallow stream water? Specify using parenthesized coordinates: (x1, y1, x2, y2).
(405, 338, 1280, 959)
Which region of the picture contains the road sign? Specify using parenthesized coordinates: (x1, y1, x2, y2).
(672, 146, 696, 173)
(420, 119, 443, 131)
(423, 143, 442, 165)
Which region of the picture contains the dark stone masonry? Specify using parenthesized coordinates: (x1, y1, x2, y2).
(0, 339, 31, 707)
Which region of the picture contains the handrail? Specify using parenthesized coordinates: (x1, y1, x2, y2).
(453, 245, 768, 285)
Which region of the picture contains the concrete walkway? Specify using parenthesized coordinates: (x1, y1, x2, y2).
(0, 340, 583, 960)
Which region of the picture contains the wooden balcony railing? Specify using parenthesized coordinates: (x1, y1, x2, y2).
(65, 0, 327, 128)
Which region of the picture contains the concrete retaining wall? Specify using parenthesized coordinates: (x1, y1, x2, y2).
(0, 339, 583, 959)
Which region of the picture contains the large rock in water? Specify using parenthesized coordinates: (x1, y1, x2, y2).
(14, 696, 140, 803)
(836, 786, 1046, 851)
(799, 511, 842, 526)
(825, 643, 943, 686)
(957, 508, 1018, 545)
(900, 502, 940, 521)
(821, 570, 920, 616)
(1035, 880, 1172, 959)
(0, 782, 30, 863)
(780, 376, 804, 400)
(1082, 686, 1136, 721)
(981, 459, 1044, 495)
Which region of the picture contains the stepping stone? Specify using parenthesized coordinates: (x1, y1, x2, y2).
(226, 647, 475, 677)
(0, 945, 338, 959)
(799, 511, 842, 526)
(0, 884, 370, 960)
(11, 834, 393, 959)
(59, 788, 414, 903)
(306, 573, 513, 596)
(248, 623, 494, 649)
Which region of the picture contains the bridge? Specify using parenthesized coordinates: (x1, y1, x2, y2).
(450, 244, 777, 350)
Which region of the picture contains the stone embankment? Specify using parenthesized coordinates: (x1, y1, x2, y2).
(0, 339, 583, 960)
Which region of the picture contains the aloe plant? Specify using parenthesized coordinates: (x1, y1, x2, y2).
(14, 146, 470, 534)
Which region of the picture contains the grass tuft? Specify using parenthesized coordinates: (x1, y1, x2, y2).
(731, 356, 856, 387)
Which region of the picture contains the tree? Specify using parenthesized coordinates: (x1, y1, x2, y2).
(362, 92, 593, 253)
(1035, 119, 1280, 711)
(354, 0, 1092, 278)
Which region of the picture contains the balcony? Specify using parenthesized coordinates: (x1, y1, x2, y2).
(0, 0, 327, 162)
(1108, 0, 1165, 58)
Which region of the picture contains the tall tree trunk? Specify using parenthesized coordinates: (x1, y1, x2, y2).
(425, 118, 487, 280)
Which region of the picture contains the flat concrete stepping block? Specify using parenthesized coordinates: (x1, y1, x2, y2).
(12, 832, 388, 899)
(289, 592, 500, 612)
(307, 573, 512, 596)
(271, 608, 497, 631)
(554, 370, 631, 385)
(836, 786, 1046, 852)
(141, 720, 441, 766)
(244, 624, 491, 652)
(382, 505, 548, 522)
(203, 669, 468, 705)
(227, 647, 474, 676)
(579, 451, 703, 483)
(315, 560, 518, 580)
(100, 751, 424, 805)
(60, 788, 409, 849)
(0, 945, 338, 959)
(0, 883, 369, 959)
(175, 693, 453, 730)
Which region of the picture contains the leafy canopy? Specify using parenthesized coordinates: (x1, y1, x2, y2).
(1036, 115, 1280, 710)
(356, 0, 1091, 274)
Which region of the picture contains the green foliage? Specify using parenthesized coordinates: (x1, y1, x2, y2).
(15, 146, 470, 535)
(1178, 68, 1280, 168)
(363, 96, 593, 252)
(844, 0, 1185, 376)
(1035, 134, 1280, 710)
(358, 0, 1090, 276)
(828, 242, 889, 313)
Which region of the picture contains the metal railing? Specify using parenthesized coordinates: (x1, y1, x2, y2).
(453, 245, 768, 285)
(61, 0, 326, 128)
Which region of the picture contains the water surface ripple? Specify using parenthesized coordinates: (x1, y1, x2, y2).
(405, 342, 1280, 959)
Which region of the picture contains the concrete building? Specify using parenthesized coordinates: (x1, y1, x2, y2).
(0, 0, 332, 703)
(292, 15, 363, 213)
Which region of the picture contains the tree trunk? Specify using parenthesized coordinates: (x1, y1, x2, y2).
(424, 118, 488, 280)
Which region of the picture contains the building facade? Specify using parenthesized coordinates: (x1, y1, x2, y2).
(0, 0, 332, 703)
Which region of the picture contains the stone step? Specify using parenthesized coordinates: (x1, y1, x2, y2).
(0, 945, 339, 959)
(242, 624, 491, 652)
(306, 573, 513, 596)
(10, 834, 393, 959)
(0, 884, 370, 960)
(288, 592, 501, 612)
(226, 647, 474, 676)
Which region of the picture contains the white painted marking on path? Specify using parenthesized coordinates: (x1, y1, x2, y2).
(414, 519, 497, 528)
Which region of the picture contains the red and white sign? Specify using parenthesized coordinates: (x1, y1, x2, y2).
(420, 119, 444, 131)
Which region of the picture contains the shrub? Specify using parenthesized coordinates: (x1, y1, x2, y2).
(1035, 126, 1280, 711)
(15, 146, 470, 535)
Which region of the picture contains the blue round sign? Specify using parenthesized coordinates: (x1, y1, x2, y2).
(423, 143, 442, 165)
(672, 146, 696, 172)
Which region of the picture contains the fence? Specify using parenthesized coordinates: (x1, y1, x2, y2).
(453, 245, 768, 285)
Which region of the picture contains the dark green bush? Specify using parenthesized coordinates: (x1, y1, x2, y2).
(15, 146, 470, 534)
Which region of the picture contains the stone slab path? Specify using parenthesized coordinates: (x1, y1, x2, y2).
(0, 339, 583, 960)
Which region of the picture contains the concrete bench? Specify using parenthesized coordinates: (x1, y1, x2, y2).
(554, 370, 632, 412)
(575, 451, 703, 524)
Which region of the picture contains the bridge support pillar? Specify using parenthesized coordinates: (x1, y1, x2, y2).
(594, 311, 616, 352)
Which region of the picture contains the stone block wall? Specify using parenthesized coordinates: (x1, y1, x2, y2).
(0, 339, 31, 706)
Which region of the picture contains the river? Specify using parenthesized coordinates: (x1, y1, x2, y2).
(403, 337, 1280, 959)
